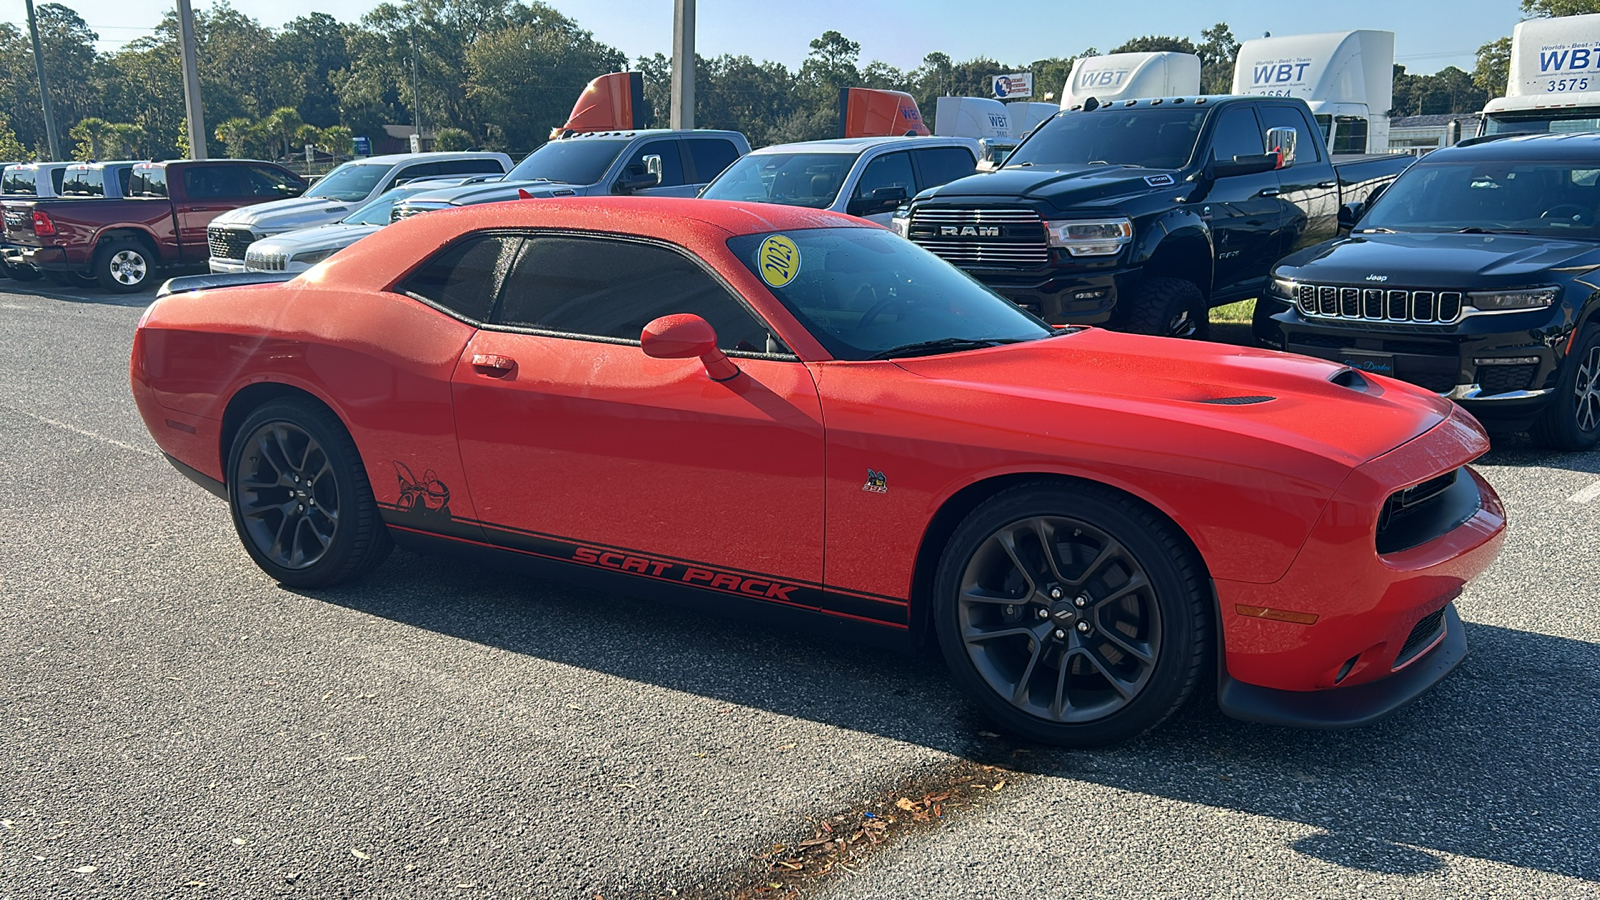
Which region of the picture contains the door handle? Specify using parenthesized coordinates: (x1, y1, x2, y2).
(1258, 188, 1282, 197)
(1317, 180, 1337, 188)
(470, 353, 517, 377)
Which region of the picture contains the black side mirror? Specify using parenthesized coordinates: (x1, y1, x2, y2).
(614, 153, 664, 194)
(847, 185, 908, 217)
(1211, 153, 1280, 179)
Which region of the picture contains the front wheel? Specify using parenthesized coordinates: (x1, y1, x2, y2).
(1531, 324, 1600, 451)
(933, 482, 1210, 747)
(1118, 277, 1211, 339)
(226, 399, 392, 587)
(93, 240, 154, 293)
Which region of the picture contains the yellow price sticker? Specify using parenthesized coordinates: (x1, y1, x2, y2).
(758, 235, 801, 288)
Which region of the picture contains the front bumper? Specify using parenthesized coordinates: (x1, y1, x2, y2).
(208, 257, 249, 275)
(967, 264, 1139, 325)
(1276, 306, 1573, 429)
(1212, 408, 1505, 727)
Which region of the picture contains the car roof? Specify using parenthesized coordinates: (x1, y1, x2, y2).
(1427, 131, 1600, 162)
(747, 136, 976, 155)
(549, 129, 746, 141)
(327, 197, 868, 294)
(340, 151, 510, 165)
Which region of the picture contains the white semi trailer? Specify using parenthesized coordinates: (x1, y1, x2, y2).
(1231, 30, 1394, 153)
(1481, 13, 1600, 136)
(1059, 52, 1202, 109)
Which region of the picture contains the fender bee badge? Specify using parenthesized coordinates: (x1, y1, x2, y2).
(863, 469, 888, 494)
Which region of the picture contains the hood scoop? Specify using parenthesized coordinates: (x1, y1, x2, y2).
(1328, 368, 1372, 391)
(1195, 395, 1275, 405)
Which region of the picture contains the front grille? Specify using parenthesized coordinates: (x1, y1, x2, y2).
(1376, 468, 1479, 555)
(1410, 370, 1459, 393)
(908, 208, 1049, 268)
(207, 227, 254, 261)
(1394, 608, 1447, 668)
(1476, 363, 1537, 395)
(1295, 283, 1464, 325)
(245, 249, 288, 271)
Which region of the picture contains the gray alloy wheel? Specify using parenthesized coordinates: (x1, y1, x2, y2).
(1574, 344, 1600, 434)
(955, 514, 1162, 724)
(94, 241, 152, 293)
(234, 420, 342, 571)
(1532, 325, 1600, 451)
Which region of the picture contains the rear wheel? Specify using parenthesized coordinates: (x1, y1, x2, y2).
(1531, 325, 1600, 451)
(226, 399, 392, 587)
(93, 240, 154, 293)
(933, 482, 1210, 747)
(1119, 277, 1211, 339)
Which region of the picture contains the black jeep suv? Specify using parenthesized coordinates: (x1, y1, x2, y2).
(1264, 132, 1600, 450)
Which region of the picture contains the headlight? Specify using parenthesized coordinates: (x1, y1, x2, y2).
(890, 209, 911, 238)
(1043, 217, 1133, 257)
(291, 248, 337, 266)
(1465, 287, 1559, 314)
(1270, 276, 1298, 298)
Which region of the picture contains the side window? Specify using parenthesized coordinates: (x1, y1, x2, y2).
(686, 139, 740, 183)
(247, 166, 303, 198)
(437, 158, 506, 176)
(912, 146, 977, 191)
(1211, 107, 1265, 161)
(1259, 106, 1322, 162)
(50, 168, 65, 194)
(184, 166, 246, 199)
(131, 166, 167, 198)
(398, 234, 519, 323)
(625, 140, 685, 187)
(391, 162, 440, 190)
(117, 167, 133, 197)
(494, 235, 786, 355)
(854, 151, 914, 199)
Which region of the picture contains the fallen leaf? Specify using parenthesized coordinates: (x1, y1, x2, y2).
(774, 860, 803, 871)
(692, 752, 708, 758)
(73, 865, 97, 874)
(991, 780, 1007, 792)
(798, 836, 832, 847)
(184, 881, 208, 888)
(894, 798, 917, 812)
(351, 848, 370, 860)
(775, 743, 796, 751)
(616, 783, 637, 790)
(566, 703, 583, 710)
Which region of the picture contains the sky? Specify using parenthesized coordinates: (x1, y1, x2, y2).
(9, 0, 1526, 77)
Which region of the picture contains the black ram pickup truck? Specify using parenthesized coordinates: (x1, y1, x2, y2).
(892, 95, 1410, 337)
(1267, 132, 1600, 451)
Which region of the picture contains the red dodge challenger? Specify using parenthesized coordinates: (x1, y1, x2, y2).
(130, 198, 1505, 746)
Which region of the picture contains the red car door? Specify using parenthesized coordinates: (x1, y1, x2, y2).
(448, 233, 828, 601)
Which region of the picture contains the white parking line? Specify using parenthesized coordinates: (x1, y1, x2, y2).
(0, 404, 160, 459)
(1569, 479, 1600, 504)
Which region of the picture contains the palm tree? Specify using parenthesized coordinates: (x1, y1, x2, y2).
(70, 118, 111, 160)
(214, 118, 254, 159)
(316, 126, 354, 164)
(261, 107, 305, 161)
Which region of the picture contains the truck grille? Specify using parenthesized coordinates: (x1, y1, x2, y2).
(908, 209, 1049, 268)
(207, 227, 255, 261)
(245, 248, 289, 272)
(1295, 284, 1464, 325)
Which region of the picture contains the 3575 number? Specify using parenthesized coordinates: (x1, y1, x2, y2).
(1547, 78, 1591, 92)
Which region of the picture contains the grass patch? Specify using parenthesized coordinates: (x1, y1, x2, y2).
(1210, 298, 1255, 325)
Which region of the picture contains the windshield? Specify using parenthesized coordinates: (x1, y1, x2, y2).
(1005, 107, 1206, 171)
(728, 227, 1054, 360)
(1360, 160, 1600, 240)
(1484, 113, 1600, 136)
(342, 182, 455, 225)
(505, 139, 630, 185)
(306, 162, 389, 202)
(701, 152, 854, 208)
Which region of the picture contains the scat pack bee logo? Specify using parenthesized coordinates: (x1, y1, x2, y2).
(863, 469, 888, 493)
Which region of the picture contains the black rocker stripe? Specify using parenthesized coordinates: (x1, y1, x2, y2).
(379, 506, 910, 628)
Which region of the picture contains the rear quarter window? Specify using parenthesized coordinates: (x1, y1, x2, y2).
(131, 166, 169, 198)
(3, 169, 37, 195)
(398, 234, 519, 323)
(687, 140, 741, 183)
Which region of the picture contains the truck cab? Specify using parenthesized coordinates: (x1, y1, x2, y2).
(390, 130, 750, 221)
(1479, 13, 1600, 137)
(1231, 30, 1395, 154)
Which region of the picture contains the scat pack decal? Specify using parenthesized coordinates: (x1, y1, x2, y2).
(573, 547, 800, 601)
(757, 235, 801, 288)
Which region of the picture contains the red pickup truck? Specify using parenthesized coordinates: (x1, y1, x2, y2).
(1, 159, 306, 293)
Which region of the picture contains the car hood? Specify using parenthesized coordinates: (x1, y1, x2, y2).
(1275, 231, 1600, 287)
(403, 179, 582, 208)
(210, 196, 360, 233)
(890, 329, 1454, 470)
(919, 165, 1177, 211)
(248, 223, 381, 255)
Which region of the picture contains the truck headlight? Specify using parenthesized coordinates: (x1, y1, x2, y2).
(890, 208, 911, 238)
(292, 248, 337, 266)
(1043, 217, 1133, 256)
(1465, 287, 1559, 313)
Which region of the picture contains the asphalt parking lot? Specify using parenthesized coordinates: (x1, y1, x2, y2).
(1, 282, 1597, 899)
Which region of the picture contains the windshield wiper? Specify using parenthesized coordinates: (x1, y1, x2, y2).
(1454, 227, 1530, 234)
(868, 338, 1009, 360)
(1357, 227, 1398, 233)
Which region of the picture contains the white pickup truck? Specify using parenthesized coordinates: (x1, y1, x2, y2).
(206, 151, 512, 273)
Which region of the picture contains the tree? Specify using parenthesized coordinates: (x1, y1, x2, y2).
(1197, 23, 1240, 94)
(215, 117, 255, 159)
(1522, 0, 1600, 14)
(0, 113, 30, 162)
(463, 11, 625, 152)
(433, 126, 471, 150)
(262, 107, 305, 160)
(1109, 35, 1197, 55)
(105, 123, 146, 159)
(1475, 36, 1513, 98)
(317, 125, 354, 162)
(70, 117, 111, 160)
(276, 13, 353, 127)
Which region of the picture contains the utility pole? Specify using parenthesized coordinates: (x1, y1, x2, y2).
(23, 0, 62, 161)
(670, 0, 694, 130)
(411, 40, 422, 151)
(176, 0, 207, 158)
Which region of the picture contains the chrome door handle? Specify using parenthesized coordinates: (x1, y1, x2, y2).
(1259, 188, 1282, 197)
(1317, 180, 1338, 188)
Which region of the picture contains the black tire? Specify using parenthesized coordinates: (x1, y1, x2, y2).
(226, 398, 392, 588)
(2, 261, 42, 282)
(933, 481, 1210, 747)
(1531, 324, 1600, 451)
(1118, 277, 1211, 339)
(93, 239, 155, 294)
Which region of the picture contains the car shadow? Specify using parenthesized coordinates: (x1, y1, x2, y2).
(0, 279, 159, 307)
(305, 549, 1599, 881)
(1479, 430, 1600, 476)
